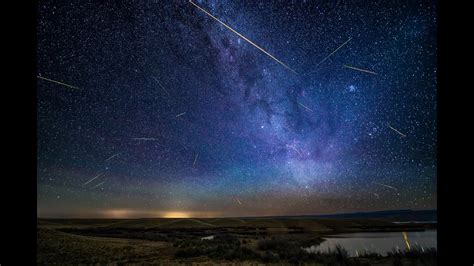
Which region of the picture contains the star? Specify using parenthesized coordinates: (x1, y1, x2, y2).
(36, 0, 437, 218)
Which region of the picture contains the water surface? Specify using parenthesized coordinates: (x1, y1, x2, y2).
(304, 230, 437, 257)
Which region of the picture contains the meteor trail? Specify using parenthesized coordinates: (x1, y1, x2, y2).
(315, 37, 352, 67)
(193, 153, 199, 167)
(189, 0, 297, 74)
(388, 125, 407, 138)
(37, 75, 80, 90)
(84, 173, 104, 185)
(298, 102, 313, 112)
(91, 181, 105, 189)
(373, 182, 398, 191)
(132, 138, 160, 141)
(236, 198, 242, 205)
(343, 65, 377, 75)
(104, 152, 121, 162)
(152, 76, 171, 96)
(175, 112, 186, 118)
(402, 232, 411, 250)
(286, 144, 303, 157)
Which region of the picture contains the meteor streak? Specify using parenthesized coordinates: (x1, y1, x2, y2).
(193, 153, 199, 168)
(236, 198, 242, 205)
(298, 102, 313, 112)
(176, 112, 186, 118)
(91, 181, 105, 189)
(152, 76, 171, 96)
(132, 138, 160, 141)
(105, 152, 121, 162)
(388, 125, 407, 138)
(189, 0, 297, 74)
(402, 232, 411, 250)
(286, 144, 303, 157)
(343, 65, 377, 75)
(84, 173, 104, 185)
(37, 75, 80, 90)
(315, 37, 352, 67)
(373, 182, 398, 191)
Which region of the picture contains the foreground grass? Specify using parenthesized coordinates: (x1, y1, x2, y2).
(37, 219, 437, 265)
(37, 228, 174, 265)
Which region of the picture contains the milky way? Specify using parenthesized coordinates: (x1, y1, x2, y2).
(37, 0, 437, 218)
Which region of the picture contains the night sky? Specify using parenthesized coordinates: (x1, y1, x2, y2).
(37, 0, 437, 218)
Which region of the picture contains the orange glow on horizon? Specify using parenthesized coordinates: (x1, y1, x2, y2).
(103, 209, 134, 218)
(161, 211, 192, 218)
(99, 209, 219, 219)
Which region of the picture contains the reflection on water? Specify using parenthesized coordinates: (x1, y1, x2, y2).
(304, 230, 437, 257)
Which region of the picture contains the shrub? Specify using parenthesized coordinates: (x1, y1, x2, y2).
(174, 233, 260, 261)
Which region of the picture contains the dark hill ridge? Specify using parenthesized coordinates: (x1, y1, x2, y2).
(38, 210, 438, 221)
(268, 209, 437, 222)
(38, 210, 436, 234)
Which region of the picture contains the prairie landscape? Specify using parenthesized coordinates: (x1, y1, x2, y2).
(38, 216, 436, 265)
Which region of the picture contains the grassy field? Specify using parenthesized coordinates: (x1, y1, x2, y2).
(37, 217, 436, 265)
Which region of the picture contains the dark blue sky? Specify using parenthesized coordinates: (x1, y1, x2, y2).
(37, 0, 436, 218)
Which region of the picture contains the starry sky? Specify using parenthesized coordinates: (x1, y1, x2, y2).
(37, 0, 437, 218)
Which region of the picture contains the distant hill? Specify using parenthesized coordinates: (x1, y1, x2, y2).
(38, 209, 437, 223)
(282, 209, 437, 222)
